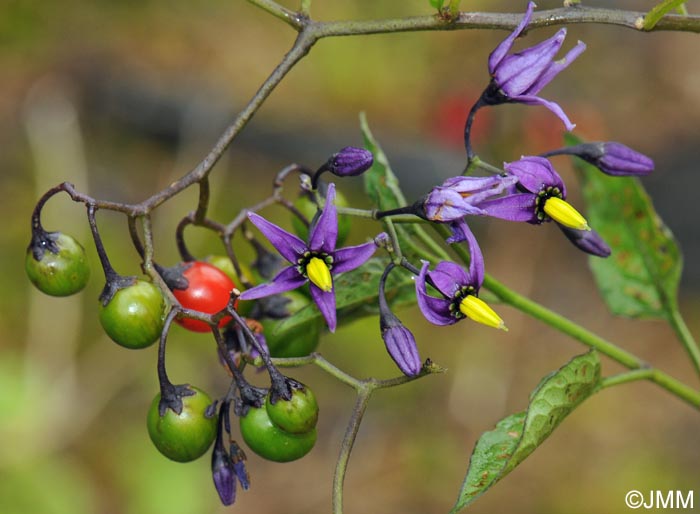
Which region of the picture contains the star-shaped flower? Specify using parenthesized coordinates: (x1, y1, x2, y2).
(415, 224, 506, 330)
(240, 183, 381, 332)
(485, 1, 586, 131)
(477, 156, 589, 231)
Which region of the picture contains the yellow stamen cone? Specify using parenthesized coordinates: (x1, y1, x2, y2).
(307, 257, 333, 292)
(543, 197, 590, 231)
(459, 295, 508, 331)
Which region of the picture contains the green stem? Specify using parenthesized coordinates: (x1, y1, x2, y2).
(599, 369, 654, 389)
(483, 274, 643, 369)
(333, 387, 373, 514)
(668, 308, 700, 379)
(384, 218, 404, 262)
(247, 0, 303, 29)
(432, 224, 700, 407)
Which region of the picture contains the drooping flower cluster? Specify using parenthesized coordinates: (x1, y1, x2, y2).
(235, 2, 655, 384)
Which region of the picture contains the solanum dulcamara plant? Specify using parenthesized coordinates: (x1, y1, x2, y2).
(24, 1, 699, 512)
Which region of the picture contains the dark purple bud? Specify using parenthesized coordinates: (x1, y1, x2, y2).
(569, 142, 654, 176)
(558, 224, 611, 258)
(212, 443, 236, 506)
(327, 147, 374, 177)
(379, 264, 421, 376)
(231, 441, 250, 491)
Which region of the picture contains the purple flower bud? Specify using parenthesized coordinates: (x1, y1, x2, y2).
(327, 146, 374, 177)
(558, 225, 611, 257)
(378, 263, 421, 376)
(568, 142, 654, 176)
(212, 443, 236, 506)
(380, 321, 422, 377)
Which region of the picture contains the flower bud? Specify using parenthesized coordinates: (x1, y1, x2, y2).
(558, 224, 611, 257)
(212, 444, 236, 506)
(579, 142, 654, 176)
(379, 263, 421, 376)
(327, 147, 374, 177)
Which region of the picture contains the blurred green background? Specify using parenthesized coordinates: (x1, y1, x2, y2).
(2, 1, 700, 513)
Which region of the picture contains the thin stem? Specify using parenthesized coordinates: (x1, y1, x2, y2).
(464, 96, 484, 162)
(333, 386, 372, 514)
(86, 204, 118, 281)
(194, 177, 210, 223)
(599, 368, 654, 390)
(384, 218, 403, 262)
(248, 0, 304, 30)
(668, 309, 700, 379)
(310, 8, 700, 38)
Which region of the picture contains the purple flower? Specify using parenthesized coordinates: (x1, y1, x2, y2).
(327, 146, 374, 177)
(415, 224, 506, 330)
(478, 156, 590, 231)
(379, 263, 421, 376)
(485, 1, 586, 131)
(420, 174, 518, 243)
(422, 175, 517, 222)
(565, 142, 654, 176)
(558, 225, 611, 258)
(239, 183, 381, 332)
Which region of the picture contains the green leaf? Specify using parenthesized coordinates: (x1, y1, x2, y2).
(451, 351, 601, 512)
(359, 112, 439, 261)
(566, 134, 682, 319)
(275, 257, 417, 333)
(643, 0, 687, 30)
(429, 0, 446, 10)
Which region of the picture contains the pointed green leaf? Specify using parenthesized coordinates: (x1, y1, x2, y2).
(359, 112, 441, 261)
(565, 134, 682, 319)
(451, 351, 601, 512)
(643, 0, 687, 30)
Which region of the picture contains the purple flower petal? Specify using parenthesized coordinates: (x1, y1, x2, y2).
(488, 1, 536, 73)
(424, 187, 486, 222)
(332, 240, 378, 274)
(504, 156, 565, 194)
(496, 30, 566, 96)
(248, 212, 307, 263)
(429, 261, 469, 297)
(310, 283, 337, 332)
(238, 266, 306, 300)
(415, 261, 456, 326)
(308, 182, 338, 253)
(445, 219, 470, 244)
(525, 40, 586, 95)
(515, 94, 576, 131)
(478, 193, 538, 223)
(460, 222, 485, 287)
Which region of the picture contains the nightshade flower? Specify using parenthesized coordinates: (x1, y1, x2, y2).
(416, 225, 506, 330)
(477, 156, 590, 231)
(559, 142, 654, 176)
(484, 1, 586, 131)
(420, 174, 518, 243)
(379, 263, 421, 376)
(239, 183, 381, 332)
